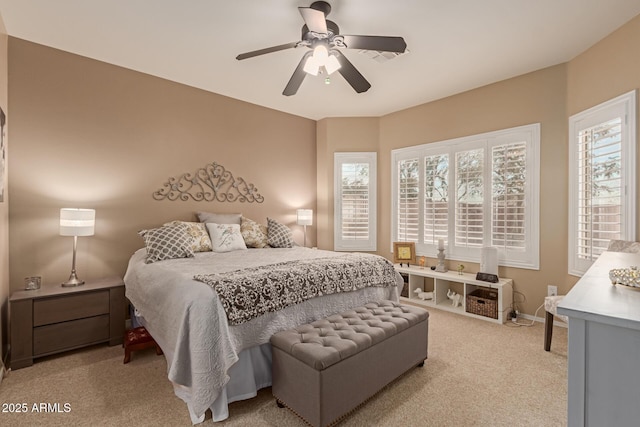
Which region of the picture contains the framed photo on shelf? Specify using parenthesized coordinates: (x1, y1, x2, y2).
(393, 242, 416, 266)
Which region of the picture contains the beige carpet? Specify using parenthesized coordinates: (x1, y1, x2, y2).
(0, 308, 567, 426)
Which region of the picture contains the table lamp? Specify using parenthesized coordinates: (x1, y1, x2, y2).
(296, 209, 313, 247)
(60, 208, 95, 287)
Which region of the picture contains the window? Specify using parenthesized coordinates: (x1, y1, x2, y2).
(334, 152, 377, 251)
(392, 124, 540, 269)
(568, 91, 636, 276)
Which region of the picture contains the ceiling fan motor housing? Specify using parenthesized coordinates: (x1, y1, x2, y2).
(302, 20, 339, 40)
(310, 1, 332, 16)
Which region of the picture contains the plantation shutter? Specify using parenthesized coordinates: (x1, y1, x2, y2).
(455, 149, 484, 248)
(398, 158, 419, 242)
(577, 118, 623, 261)
(568, 91, 635, 276)
(334, 152, 377, 251)
(424, 154, 449, 245)
(492, 142, 527, 250)
(340, 162, 370, 241)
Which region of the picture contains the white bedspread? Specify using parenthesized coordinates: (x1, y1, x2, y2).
(123, 247, 401, 423)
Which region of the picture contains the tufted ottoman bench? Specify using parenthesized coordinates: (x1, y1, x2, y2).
(271, 300, 428, 427)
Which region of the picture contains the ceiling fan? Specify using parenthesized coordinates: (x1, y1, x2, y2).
(236, 1, 407, 96)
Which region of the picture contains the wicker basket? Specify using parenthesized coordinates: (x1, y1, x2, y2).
(466, 288, 498, 319)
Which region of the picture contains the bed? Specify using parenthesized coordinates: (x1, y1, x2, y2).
(123, 246, 402, 424)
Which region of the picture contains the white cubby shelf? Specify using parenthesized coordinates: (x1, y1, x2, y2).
(395, 264, 513, 324)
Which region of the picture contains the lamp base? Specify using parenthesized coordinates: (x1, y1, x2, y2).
(62, 272, 85, 287)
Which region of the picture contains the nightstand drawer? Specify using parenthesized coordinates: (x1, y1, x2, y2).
(33, 290, 109, 326)
(33, 314, 110, 356)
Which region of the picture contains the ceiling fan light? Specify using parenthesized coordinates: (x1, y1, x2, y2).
(325, 54, 341, 75)
(303, 56, 320, 76)
(312, 44, 329, 63)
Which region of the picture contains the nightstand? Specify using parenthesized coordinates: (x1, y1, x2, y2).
(10, 276, 126, 370)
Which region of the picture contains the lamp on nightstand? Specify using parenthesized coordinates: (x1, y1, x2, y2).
(297, 209, 312, 247)
(60, 208, 95, 287)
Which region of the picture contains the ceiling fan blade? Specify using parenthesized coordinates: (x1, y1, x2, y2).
(236, 42, 298, 60)
(341, 35, 407, 53)
(283, 51, 313, 96)
(334, 52, 371, 93)
(299, 7, 328, 34)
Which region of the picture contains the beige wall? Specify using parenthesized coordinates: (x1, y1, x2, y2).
(316, 117, 379, 250)
(7, 38, 316, 293)
(0, 11, 9, 369)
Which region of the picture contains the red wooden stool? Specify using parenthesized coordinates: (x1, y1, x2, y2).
(123, 326, 163, 364)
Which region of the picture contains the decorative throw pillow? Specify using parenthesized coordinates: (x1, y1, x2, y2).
(206, 223, 248, 253)
(163, 221, 212, 252)
(267, 217, 294, 248)
(240, 216, 269, 248)
(139, 224, 195, 264)
(197, 212, 242, 225)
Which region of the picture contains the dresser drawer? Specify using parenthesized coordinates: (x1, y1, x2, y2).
(33, 314, 110, 356)
(33, 290, 109, 326)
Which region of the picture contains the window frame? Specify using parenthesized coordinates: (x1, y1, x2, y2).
(391, 124, 540, 269)
(568, 90, 637, 276)
(334, 152, 377, 251)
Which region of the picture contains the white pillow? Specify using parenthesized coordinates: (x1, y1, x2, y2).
(206, 223, 247, 253)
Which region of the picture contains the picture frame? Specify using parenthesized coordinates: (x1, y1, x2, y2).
(393, 242, 416, 266)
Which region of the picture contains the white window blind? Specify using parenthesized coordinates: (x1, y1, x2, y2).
(492, 141, 527, 250)
(392, 124, 540, 269)
(340, 162, 370, 241)
(455, 149, 484, 248)
(334, 152, 377, 251)
(398, 158, 420, 242)
(569, 90, 635, 276)
(424, 154, 449, 245)
(578, 118, 622, 260)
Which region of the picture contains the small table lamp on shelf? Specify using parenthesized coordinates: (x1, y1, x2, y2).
(297, 209, 312, 247)
(60, 208, 95, 287)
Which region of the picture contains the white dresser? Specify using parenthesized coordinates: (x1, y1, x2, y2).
(558, 251, 640, 427)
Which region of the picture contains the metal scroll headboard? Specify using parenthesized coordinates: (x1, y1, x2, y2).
(152, 161, 264, 203)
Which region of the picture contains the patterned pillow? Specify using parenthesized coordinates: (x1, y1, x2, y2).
(206, 223, 248, 253)
(241, 216, 269, 248)
(139, 224, 195, 264)
(164, 220, 212, 252)
(267, 217, 294, 248)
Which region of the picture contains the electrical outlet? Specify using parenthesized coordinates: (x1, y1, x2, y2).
(548, 285, 558, 296)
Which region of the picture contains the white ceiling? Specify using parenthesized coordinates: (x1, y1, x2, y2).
(1, 0, 640, 120)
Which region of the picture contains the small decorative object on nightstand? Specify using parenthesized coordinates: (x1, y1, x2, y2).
(24, 276, 41, 290)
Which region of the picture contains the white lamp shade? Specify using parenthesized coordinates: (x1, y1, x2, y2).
(303, 56, 320, 76)
(325, 54, 341, 75)
(60, 208, 95, 236)
(297, 209, 313, 226)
